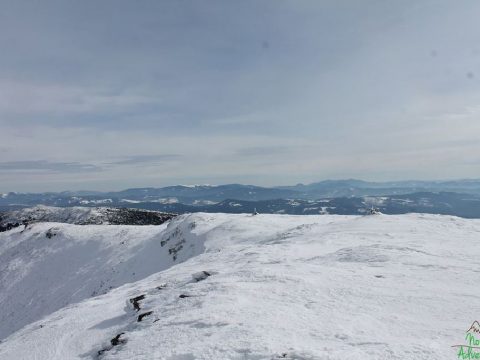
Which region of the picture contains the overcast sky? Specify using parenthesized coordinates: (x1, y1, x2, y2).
(1, 0, 480, 192)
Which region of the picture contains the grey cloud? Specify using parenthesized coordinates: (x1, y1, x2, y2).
(0, 82, 162, 130)
(235, 146, 292, 157)
(0, 160, 101, 173)
(106, 154, 181, 166)
(1, 0, 480, 191)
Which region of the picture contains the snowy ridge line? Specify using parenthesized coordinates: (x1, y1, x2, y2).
(0, 205, 176, 229)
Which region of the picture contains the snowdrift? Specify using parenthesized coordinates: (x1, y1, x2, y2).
(1, 213, 480, 359)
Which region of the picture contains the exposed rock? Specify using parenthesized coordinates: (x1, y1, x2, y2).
(97, 333, 126, 356)
(0, 222, 20, 233)
(110, 333, 126, 346)
(129, 294, 146, 312)
(137, 311, 153, 322)
(45, 228, 59, 239)
(192, 271, 211, 282)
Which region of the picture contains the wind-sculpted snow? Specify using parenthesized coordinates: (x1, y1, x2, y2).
(1, 213, 480, 359)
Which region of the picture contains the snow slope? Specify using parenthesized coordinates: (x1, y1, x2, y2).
(0, 218, 200, 340)
(1, 213, 480, 359)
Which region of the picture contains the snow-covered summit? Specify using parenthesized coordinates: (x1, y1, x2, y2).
(1, 213, 480, 359)
(0, 205, 175, 227)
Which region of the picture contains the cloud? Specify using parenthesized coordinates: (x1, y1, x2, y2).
(0, 160, 102, 173)
(106, 154, 181, 166)
(1, 0, 480, 191)
(0, 82, 160, 117)
(235, 146, 292, 157)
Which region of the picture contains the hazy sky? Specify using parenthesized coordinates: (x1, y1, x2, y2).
(1, 0, 480, 192)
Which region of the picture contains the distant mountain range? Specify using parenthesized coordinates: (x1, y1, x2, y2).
(277, 179, 480, 197)
(1, 179, 480, 218)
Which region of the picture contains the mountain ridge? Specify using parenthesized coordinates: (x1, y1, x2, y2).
(3, 178, 480, 199)
(1, 213, 479, 359)
(2, 180, 480, 218)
